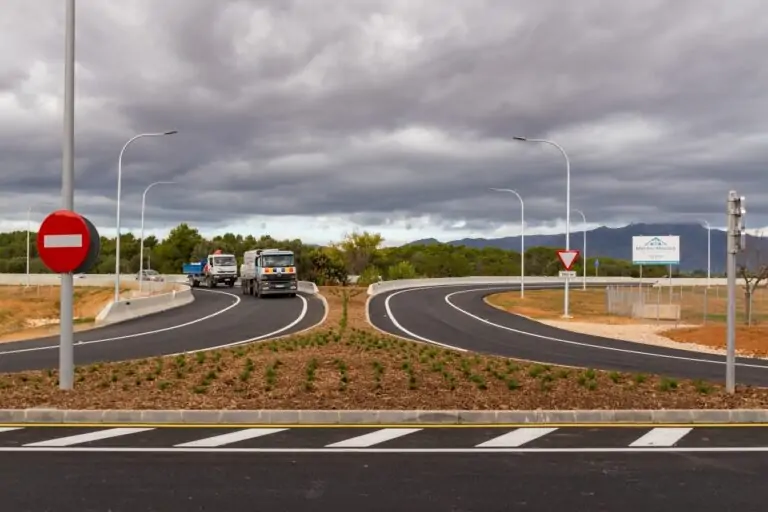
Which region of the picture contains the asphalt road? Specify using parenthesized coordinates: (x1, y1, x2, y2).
(0, 287, 325, 372)
(2, 437, 766, 511)
(368, 283, 768, 385)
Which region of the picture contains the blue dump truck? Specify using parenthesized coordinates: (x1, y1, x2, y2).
(183, 250, 238, 288)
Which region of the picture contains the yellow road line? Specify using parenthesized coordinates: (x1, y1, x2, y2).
(0, 423, 766, 429)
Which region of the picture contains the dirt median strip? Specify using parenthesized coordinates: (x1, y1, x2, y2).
(0, 285, 766, 410)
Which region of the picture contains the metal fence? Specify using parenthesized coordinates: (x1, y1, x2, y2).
(605, 284, 768, 326)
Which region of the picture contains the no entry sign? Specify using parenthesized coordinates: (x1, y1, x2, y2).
(37, 210, 101, 273)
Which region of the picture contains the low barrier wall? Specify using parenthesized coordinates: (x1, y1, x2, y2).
(366, 276, 729, 296)
(95, 285, 195, 326)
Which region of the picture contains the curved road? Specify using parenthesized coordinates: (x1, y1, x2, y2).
(0, 286, 325, 373)
(368, 283, 768, 386)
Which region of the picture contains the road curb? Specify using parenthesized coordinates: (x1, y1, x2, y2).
(2, 409, 768, 424)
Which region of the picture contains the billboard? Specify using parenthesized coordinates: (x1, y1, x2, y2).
(632, 236, 680, 265)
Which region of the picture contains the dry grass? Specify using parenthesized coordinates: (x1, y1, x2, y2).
(1, 285, 767, 410)
(0, 286, 117, 342)
(485, 288, 639, 324)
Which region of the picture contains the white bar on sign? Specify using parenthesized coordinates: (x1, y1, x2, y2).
(43, 234, 83, 248)
(629, 427, 692, 447)
(23, 427, 154, 447)
(475, 427, 558, 447)
(326, 428, 422, 447)
(174, 428, 288, 447)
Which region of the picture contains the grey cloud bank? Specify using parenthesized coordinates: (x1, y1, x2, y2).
(1, 0, 767, 238)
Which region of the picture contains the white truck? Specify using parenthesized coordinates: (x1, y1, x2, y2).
(184, 250, 238, 288)
(240, 248, 298, 297)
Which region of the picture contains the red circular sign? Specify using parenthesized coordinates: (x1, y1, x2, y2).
(36, 210, 92, 273)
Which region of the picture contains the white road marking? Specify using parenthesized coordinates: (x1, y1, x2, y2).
(0, 427, 23, 434)
(174, 428, 288, 447)
(383, 287, 468, 352)
(0, 287, 242, 356)
(23, 427, 154, 447)
(440, 286, 768, 370)
(43, 234, 82, 248)
(629, 428, 693, 447)
(326, 428, 422, 447)
(3, 446, 768, 454)
(476, 427, 558, 447)
(167, 294, 309, 355)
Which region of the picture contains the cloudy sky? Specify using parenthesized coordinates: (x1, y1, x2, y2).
(2, 0, 767, 246)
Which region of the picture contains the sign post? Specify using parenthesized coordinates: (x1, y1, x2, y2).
(557, 250, 580, 314)
(37, 210, 100, 389)
(594, 258, 599, 276)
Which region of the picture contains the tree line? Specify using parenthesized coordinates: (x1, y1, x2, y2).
(2, 223, 680, 285)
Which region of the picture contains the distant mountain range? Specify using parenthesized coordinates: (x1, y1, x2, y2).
(406, 223, 767, 274)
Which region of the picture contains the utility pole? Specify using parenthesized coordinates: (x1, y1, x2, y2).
(726, 190, 746, 394)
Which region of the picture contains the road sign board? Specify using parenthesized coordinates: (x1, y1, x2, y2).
(557, 249, 580, 270)
(37, 210, 100, 273)
(594, 258, 599, 268)
(559, 270, 576, 277)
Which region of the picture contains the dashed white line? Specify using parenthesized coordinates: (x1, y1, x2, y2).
(23, 427, 155, 447)
(326, 428, 422, 447)
(174, 428, 288, 447)
(476, 427, 559, 447)
(629, 428, 693, 447)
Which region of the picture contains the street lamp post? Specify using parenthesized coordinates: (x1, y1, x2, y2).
(699, 219, 711, 287)
(139, 181, 175, 292)
(490, 188, 525, 297)
(514, 136, 572, 318)
(114, 131, 177, 302)
(573, 208, 587, 290)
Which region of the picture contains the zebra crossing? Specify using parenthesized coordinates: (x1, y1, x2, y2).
(0, 425, 767, 452)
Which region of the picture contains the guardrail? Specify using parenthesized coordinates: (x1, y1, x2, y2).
(366, 276, 728, 296)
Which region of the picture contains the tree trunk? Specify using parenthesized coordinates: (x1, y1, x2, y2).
(745, 289, 752, 325)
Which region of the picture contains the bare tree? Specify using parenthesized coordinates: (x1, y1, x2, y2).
(737, 230, 768, 325)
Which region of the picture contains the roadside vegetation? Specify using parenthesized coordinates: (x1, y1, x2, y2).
(1, 286, 766, 410)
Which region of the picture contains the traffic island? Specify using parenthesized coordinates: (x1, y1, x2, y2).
(0, 286, 767, 413)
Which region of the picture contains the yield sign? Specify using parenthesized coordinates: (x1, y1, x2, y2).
(557, 249, 580, 271)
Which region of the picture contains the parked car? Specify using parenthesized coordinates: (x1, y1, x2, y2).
(136, 269, 164, 282)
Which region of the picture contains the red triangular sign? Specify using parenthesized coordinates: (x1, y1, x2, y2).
(557, 250, 580, 270)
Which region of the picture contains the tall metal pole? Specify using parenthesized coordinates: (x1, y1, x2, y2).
(26, 207, 31, 287)
(514, 136, 572, 317)
(491, 188, 525, 297)
(60, 0, 76, 390)
(114, 131, 177, 302)
(139, 181, 174, 293)
(573, 208, 587, 290)
(725, 190, 745, 394)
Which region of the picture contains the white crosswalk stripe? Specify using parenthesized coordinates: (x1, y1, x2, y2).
(326, 428, 422, 447)
(476, 427, 559, 447)
(174, 428, 288, 447)
(629, 428, 693, 447)
(23, 428, 155, 447)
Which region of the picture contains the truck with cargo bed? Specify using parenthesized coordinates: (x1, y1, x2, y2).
(240, 248, 298, 297)
(183, 250, 238, 288)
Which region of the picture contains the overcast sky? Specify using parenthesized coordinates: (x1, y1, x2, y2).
(2, 0, 767, 246)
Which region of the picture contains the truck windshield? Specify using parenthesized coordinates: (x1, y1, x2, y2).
(213, 256, 236, 266)
(261, 254, 294, 267)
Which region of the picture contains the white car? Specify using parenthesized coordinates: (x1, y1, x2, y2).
(136, 270, 164, 282)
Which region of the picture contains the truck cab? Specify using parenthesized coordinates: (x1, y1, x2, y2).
(205, 251, 238, 287)
(241, 248, 298, 297)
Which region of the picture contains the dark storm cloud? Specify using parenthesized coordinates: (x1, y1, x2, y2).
(2, 0, 768, 236)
